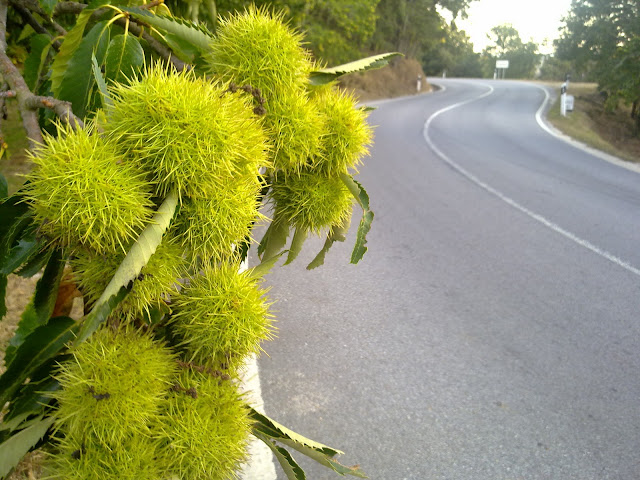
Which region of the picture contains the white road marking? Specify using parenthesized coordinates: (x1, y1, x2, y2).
(423, 83, 640, 278)
(239, 259, 277, 479)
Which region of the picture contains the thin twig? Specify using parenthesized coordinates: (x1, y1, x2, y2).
(139, 0, 163, 10)
(0, 89, 15, 98)
(25, 95, 84, 129)
(9, 1, 61, 49)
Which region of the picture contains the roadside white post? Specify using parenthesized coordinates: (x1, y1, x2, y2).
(560, 82, 567, 116)
(417, 74, 422, 92)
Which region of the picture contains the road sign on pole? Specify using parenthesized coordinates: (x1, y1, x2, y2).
(496, 60, 509, 69)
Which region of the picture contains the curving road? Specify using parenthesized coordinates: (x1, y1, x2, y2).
(256, 79, 640, 480)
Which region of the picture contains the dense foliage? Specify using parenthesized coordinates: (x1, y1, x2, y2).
(555, 0, 640, 126)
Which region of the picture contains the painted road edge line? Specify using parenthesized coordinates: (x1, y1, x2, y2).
(533, 84, 640, 175)
(423, 84, 640, 278)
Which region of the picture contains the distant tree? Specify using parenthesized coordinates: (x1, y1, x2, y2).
(555, 0, 640, 126)
(422, 23, 483, 77)
(483, 24, 540, 78)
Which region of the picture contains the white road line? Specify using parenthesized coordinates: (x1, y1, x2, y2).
(239, 259, 277, 480)
(423, 84, 640, 278)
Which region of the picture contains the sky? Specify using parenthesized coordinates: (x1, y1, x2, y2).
(453, 0, 574, 54)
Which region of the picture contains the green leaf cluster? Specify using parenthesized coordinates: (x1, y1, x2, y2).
(0, 3, 394, 479)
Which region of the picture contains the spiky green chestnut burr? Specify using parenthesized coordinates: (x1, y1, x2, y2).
(173, 175, 265, 263)
(270, 171, 354, 234)
(207, 6, 313, 101)
(264, 89, 325, 173)
(171, 263, 273, 372)
(70, 239, 186, 322)
(105, 64, 269, 198)
(156, 370, 251, 480)
(53, 327, 177, 444)
(24, 123, 154, 254)
(312, 86, 373, 175)
(46, 432, 161, 480)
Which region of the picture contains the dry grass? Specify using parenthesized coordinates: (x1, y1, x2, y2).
(544, 82, 640, 164)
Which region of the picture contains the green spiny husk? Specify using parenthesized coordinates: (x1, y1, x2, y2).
(264, 88, 325, 173)
(171, 263, 274, 373)
(269, 170, 354, 234)
(207, 6, 313, 102)
(70, 238, 186, 322)
(45, 432, 162, 480)
(173, 175, 266, 263)
(311, 85, 373, 175)
(105, 63, 269, 199)
(24, 123, 155, 255)
(156, 370, 251, 480)
(52, 327, 178, 445)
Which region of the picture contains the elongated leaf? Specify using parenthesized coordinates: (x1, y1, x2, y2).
(74, 285, 128, 346)
(23, 34, 51, 91)
(16, 248, 52, 278)
(120, 7, 213, 51)
(75, 191, 178, 344)
(4, 249, 65, 366)
(254, 431, 306, 480)
(258, 213, 290, 261)
(248, 251, 287, 279)
(57, 20, 111, 117)
(104, 33, 144, 85)
(50, 0, 110, 95)
(91, 54, 112, 109)
(0, 274, 6, 320)
(162, 32, 201, 63)
(309, 53, 402, 85)
(0, 173, 7, 199)
(250, 408, 341, 457)
(38, 0, 59, 16)
(0, 416, 54, 478)
(307, 217, 351, 270)
(0, 232, 40, 275)
(284, 228, 307, 266)
(340, 175, 373, 265)
(250, 408, 367, 478)
(3, 376, 59, 426)
(0, 317, 76, 408)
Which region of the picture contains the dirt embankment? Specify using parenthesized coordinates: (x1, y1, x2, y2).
(339, 57, 430, 101)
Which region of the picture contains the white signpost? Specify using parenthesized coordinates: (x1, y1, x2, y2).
(495, 60, 509, 79)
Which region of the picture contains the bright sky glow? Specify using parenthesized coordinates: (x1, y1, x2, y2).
(455, 0, 573, 54)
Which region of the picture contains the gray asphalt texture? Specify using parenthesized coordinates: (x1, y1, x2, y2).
(254, 79, 640, 480)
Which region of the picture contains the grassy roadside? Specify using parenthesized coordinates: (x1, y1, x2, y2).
(543, 82, 640, 164)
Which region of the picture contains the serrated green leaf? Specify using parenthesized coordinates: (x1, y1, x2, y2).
(162, 32, 201, 63)
(91, 53, 112, 110)
(258, 213, 290, 261)
(306, 218, 351, 270)
(254, 431, 306, 480)
(340, 174, 373, 265)
(3, 376, 59, 426)
(16, 247, 52, 278)
(309, 53, 402, 85)
(104, 33, 144, 85)
(38, 0, 59, 16)
(0, 316, 76, 408)
(248, 251, 287, 279)
(0, 416, 54, 478)
(24, 34, 52, 91)
(74, 191, 178, 344)
(4, 249, 65, 367)
(278, 438, 367, 478)
(0, 233, 40, 276)
(120, 7, 213, 51)
(284, 228, 307, 266)
(57, 20, 111, 117)
(50, 0, 110, 95)
(249, 408, 342, 457)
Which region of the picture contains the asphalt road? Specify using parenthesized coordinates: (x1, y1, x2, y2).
(255, 79, 640, 480)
